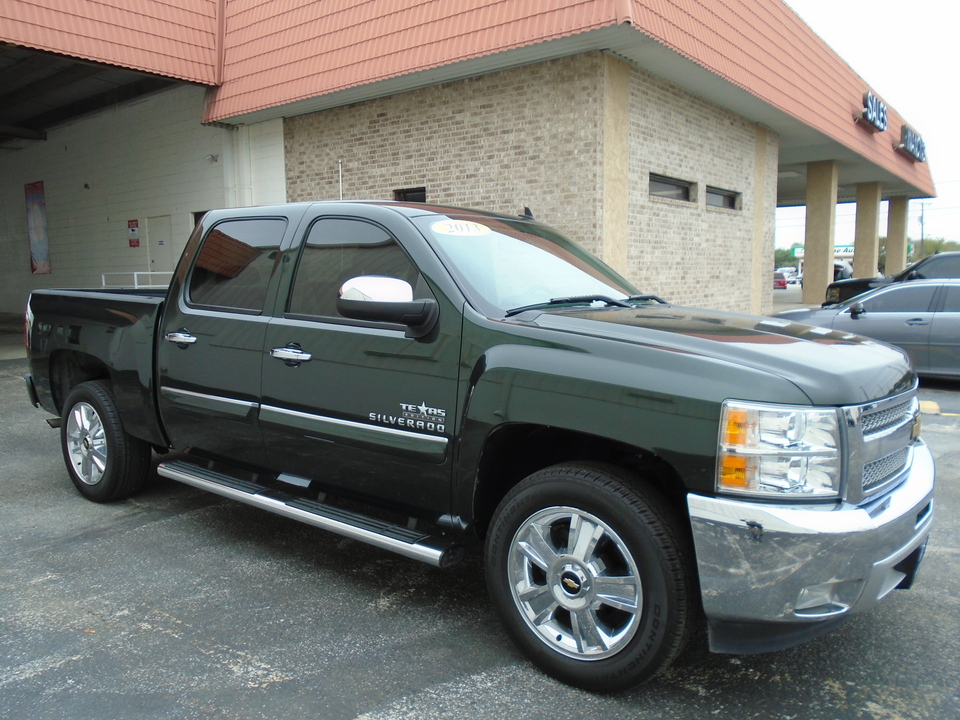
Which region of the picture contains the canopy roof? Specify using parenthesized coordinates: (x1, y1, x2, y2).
(1, 0, 935, 202)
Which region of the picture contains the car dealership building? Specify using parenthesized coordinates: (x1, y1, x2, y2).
(0, 0, 936, 318)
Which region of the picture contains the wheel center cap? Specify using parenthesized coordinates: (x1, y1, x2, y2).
(560, 571, 583, 595)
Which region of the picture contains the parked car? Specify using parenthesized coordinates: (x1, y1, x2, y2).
(824, 251, 960, 305)
(773, 271, 788, 289)
(778, 278, 960, 379)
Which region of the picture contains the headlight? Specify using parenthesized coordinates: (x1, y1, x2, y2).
(717, 400, 842, 499)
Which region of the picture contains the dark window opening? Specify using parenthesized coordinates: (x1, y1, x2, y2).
(288, 218, 422, 320)
(649, 174, 695, 202)
(187, 218, 286, 313)
(860, 285, 937, 313)
(394, 187, 427, 203)
(943, 286, 960, 312)
(706, 186, 741, 210)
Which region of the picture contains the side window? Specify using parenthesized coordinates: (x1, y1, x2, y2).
(188, 218, 286, 312)
(917, 255, 960, 279)
(942, 286, 960, 312)
(288, 218, 421, 319)
(860, 285, 936, 313)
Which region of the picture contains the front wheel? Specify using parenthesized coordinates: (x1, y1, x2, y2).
(485, 463, 696, 691)
(60, 380, 151, 502)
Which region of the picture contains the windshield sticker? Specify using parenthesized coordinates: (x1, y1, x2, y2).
(431, 220, 491, 237)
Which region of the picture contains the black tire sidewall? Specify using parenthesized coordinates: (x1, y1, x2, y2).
(60, 381, 145, 503)
(485, 465, 691, 691)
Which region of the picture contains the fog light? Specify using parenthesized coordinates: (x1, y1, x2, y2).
(794, 580, 863, 617)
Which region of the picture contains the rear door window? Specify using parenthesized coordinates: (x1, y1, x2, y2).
(188, 218, 286, 313)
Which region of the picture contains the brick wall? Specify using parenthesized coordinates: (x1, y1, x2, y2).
(626, 65, 779, 313)
(285, 53, 606, 257)
(284, 52, 779, 314)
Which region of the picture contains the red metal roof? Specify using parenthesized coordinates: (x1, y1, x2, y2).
(208, 0, 624, 120)
(627, 0, 934, 196)
(3, 0, 219, 84)
(0, 0, 934, 196)
(200, 0, 932, 196)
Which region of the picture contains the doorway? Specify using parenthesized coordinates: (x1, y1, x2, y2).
(146, 215, 174, 273)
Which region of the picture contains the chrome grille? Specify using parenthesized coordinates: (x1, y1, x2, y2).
(862, 447, 910, 493)
(861, 400, 913, 436)
(844, 390, 919, 504)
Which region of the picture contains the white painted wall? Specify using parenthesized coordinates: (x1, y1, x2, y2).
(0, 85, 286, 317)
(225, 119, 287, 208)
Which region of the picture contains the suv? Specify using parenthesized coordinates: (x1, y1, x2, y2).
(824, 251, 960, 305)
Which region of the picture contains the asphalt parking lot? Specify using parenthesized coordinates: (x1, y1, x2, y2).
(2, 324, 958, 720)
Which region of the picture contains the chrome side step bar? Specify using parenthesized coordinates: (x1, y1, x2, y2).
(157, 459, 465, 568)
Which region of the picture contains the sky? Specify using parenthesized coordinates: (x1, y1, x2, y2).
(775, 0, 957, 250)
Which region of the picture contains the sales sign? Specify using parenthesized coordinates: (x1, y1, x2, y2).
(860, 91, 888, 132)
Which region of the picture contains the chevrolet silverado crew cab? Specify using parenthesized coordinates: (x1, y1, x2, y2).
(24, 201, 935, 691)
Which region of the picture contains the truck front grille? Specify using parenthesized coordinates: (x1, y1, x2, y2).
(862, 447, 910, 493)
(844, 391, 920, 504)
(861, 400, 913, 436)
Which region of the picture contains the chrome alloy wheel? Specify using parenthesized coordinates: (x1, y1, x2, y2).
(507, 506, 642, 660)
(65, 401, 108, 486)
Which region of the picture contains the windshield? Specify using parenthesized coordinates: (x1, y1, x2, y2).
(414, 215, 639, 314)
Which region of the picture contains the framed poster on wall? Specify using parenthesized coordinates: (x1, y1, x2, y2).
(25, 181, 51, 274)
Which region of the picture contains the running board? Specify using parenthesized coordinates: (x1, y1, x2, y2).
(157, 459, 465, 568)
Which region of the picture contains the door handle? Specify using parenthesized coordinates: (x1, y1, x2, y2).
(270, 345, 312, 365)
(164, 330, 197, 347)
(905, 318, 929, 326)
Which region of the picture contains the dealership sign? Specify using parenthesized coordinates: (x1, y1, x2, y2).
(859, 91, 888, 132)
(897, 126, 927, 162)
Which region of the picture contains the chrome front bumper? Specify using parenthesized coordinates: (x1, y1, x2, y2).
(687, 440, 935, 654)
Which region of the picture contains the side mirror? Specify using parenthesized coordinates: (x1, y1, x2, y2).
(849, 302, 865, 319)
(337, 276, 439, 339)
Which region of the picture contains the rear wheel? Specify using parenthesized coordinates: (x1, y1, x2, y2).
(485, 463, 696, 691)
(61, 381, 151, 502)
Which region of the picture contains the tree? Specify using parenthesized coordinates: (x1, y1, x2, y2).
(774, 245, 802, 270)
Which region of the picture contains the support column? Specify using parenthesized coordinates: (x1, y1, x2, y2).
(801, 161, 839, 305)
(750, 126, 770, 315)
(601, 54, 630, 275)
(853, 182, 882, 278)
(886, 197, 910, 274)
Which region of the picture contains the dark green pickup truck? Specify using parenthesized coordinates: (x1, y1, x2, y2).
(25, 201, 935, 691)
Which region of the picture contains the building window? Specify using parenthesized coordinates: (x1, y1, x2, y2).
(706, 186, 741, 210)
(394, 187, 426, 202)
(649, 174, 695, 202)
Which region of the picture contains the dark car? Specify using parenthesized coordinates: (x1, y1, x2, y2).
(779, 278, 960, 379)
(824, 251, 960, 305)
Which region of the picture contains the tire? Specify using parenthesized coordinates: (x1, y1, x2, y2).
(60, 380, 151, 503)
(485, 463, 696, 692)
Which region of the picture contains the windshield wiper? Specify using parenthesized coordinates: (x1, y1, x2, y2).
(627, 294, 668, 305)
(505, 295, 632, 317)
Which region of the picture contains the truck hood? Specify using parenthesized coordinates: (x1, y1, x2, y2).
(529, 304, 915, 405)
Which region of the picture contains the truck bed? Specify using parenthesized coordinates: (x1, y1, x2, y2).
(27, 287, 167, 447)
